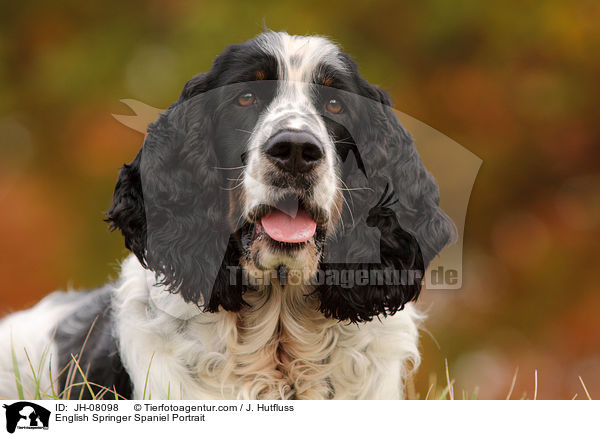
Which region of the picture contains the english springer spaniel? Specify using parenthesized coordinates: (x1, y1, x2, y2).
(0, 32, 454, 400)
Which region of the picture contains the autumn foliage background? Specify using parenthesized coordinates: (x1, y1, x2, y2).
(1, 1, 598, 399)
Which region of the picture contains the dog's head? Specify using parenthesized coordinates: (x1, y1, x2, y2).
(107, 32, 455, 322)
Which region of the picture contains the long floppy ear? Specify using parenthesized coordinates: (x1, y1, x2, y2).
(367, 85, 456, 267)
(334, 55, 456, 267)
(107, 75, 234, 307)
(316, 60, 455, 323)
(106, 150, 147, 266)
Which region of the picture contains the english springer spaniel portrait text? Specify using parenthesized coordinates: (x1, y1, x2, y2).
(0, 32, 455, 400)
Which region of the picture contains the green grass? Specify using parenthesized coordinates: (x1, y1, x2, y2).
(4, 319, 128, 401)
(10, 336, 24, 399)
(142, 352, 155, 400)
(5, 337, 594, 400)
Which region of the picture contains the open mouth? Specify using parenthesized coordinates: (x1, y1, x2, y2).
(244, 195, 327, 250)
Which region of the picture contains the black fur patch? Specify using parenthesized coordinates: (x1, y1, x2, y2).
(54, 286, 132, 399)
(316, 185, 425, 323)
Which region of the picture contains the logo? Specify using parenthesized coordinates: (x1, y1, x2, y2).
(2, 402, 50, 433)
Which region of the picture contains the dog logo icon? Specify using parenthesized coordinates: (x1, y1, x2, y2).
(2, 402, 50, 433)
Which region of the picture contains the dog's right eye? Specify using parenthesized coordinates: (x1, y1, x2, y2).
(326, 98, 343, 114)
(237, 92, 256, 107)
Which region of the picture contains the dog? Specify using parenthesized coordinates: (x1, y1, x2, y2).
(0, 31, 454, 400)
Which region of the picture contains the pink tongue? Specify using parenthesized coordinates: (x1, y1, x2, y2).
(261, 208, 317, 243)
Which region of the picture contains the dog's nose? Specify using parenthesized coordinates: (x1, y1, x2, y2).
(264, 131, 324, 174)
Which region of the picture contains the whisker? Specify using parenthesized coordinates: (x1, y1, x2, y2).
(331, 194, 345, 233)
(337, 177, 357, 211)
(234, 212, 246, 231)
(334, 136, 353, 143)
(336, 182, 356, 230)
(236, 128, 254, 134)
(220, 181, 245, 191)
(341, 194, 355, 228)
(336, 181, 362, 232)
(213, 165, 247, 170)
(337, 187, 374, 192)
(221, 171, 246, 191)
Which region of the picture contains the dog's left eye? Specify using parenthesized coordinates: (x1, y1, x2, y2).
(326, 98, 343, 114)
(237, 92, 256, 106)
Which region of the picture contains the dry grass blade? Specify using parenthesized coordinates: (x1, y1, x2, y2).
(62, 359, 78, 400)
(79, 316, 98, 358)
(533, 370, 538, 400)
(506, 366, 519, 400)
(61, 316, 100, 399)
(445, 358, 454, 400)
(578, 376, 592, 400)
(62, 381, 128, 400)
(47, 356, 57, 399)
(70, 353, 96, 400)
(421, 326, 441, 351)
(424, 383, 434, 400)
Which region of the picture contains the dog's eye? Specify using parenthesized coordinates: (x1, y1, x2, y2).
(326, 98, 343, 114)
(237, 92, 256, 107)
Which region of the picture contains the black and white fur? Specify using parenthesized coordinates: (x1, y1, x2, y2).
(0, 32, 454, 400)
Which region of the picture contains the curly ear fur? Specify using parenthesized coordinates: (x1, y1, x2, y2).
(107, 74, 239, 308)
(316, 56, 455, 322)
(317, 186, 425, 323)
(106, 42, 265, 311)
(106, 150, 147, 266)
(347, 55, 456, 267)
(374, 94, 456, 267)
(141, 104, 231, 306)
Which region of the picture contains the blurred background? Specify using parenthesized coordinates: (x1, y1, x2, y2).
(1, 0, 598, 399)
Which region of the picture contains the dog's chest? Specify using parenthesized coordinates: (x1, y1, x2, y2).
(195, 287, 343, 399)
(115, 265, 414, 400)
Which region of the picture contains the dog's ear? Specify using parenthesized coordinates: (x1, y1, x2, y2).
(107, 74, 235, 308)
(140, 95, 232, 307)
(375, 93, 456, 267)
(350, 65, 456, 267)
(106, 150, 147, 266)
(316, 58, 455, 322)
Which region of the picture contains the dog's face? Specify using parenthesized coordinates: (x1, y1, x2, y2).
(228, 35, 348, 276)
(107, 32, 455, 322)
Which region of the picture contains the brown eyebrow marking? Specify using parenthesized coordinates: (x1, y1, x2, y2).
(322, 77, 333, 87)
(255, 70, 265, 80)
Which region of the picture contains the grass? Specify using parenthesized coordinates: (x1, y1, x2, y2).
(4, 331, 594, 400)
(3, 319, 128, 401)
(10, 336, 24, 399)
(406, 360, 594, 400)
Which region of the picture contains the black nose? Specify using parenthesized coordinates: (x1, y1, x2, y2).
(264, 131, 324, 174)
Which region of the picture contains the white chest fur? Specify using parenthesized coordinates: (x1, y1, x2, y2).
(114, 256, 421, 399)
